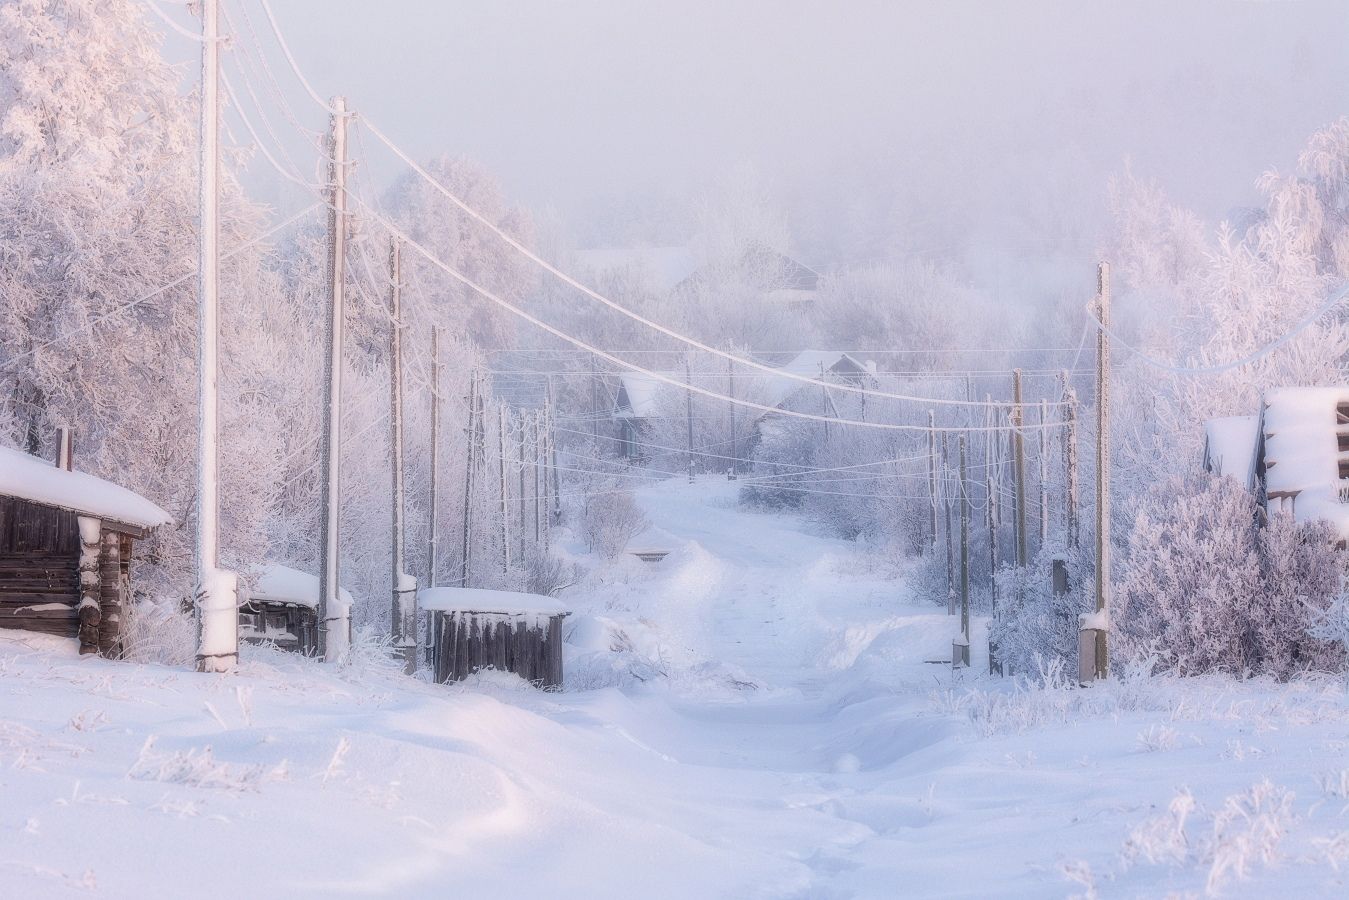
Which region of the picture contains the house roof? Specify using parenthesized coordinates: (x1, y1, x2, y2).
(249, 563, 353, 613)
(1203, 415, 1258, 484)
(675, 244, 820, 297)
(1259, 386, 1349, 539)
(0, 446, 171, 531)
(615, 372, 667, 419)
(763, 350, 870, 409)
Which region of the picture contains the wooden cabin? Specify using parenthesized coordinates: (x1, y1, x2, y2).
(420, 587, 569, 689)
(239, 563, 351, 655)
(0, 445, 171, 656)
(1252, 387, 1349, 544)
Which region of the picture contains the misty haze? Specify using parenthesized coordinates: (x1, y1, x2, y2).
(2, 1, 1349, 897)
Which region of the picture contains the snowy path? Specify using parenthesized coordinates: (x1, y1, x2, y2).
(2, 479, 1348, 897)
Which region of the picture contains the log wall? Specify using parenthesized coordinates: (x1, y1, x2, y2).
(430, 611, 565, 689)
(0, 497, 80, 637)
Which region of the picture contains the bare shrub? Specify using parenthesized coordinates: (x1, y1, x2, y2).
(581, 489, 647, 558)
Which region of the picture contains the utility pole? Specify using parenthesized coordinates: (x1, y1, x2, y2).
(532, 411, 542, 545)
(1091, 262, 1112, 680)
(1011, 368, 1028, 568)
(194, 0, 235, 673)
(388, 239, 415, 673)
(957, 434, 970, 667)
(460, 369, 478, 587)
(1061, 372, 1079, 549)
(927, 410, 937, 549)
(546, 377, 561, 524)
(942, 432, 954, 615)
(498, 404, 510, 574)
(727, 355, 736, 476)
(820, 362, 830, 444)
(316, 94, 349, 663)
(428, 327, 441, 588)
(501, 404, 509, 574)
(986, 426, 999, 612)
(685, 354, 695, 483)
(517, 411, 527, 561)
(1038, 398, 1049, 549)
(536, 412, 548, 554)
(590, 372, 600, 448)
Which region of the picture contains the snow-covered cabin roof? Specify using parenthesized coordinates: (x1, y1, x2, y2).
(615, 372, 667, 420)
(0, 446, 171, 531)
(576, 247, 699, 294)
(418, 586, 569, 617)
(1202, 415, 1258, 484)
(763, 350, 871, 409)
(248, 563, 353, 612)
(1258, 387, 1349, 540)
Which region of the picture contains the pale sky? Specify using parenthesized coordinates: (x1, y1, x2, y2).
(159, 1, 1349, 269)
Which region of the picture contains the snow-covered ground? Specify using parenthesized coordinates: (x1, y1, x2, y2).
(3, 479, 1349, 898)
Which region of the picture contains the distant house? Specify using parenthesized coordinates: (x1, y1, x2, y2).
(1202, 415, 1259, 482)
(674, 244, 821, 310)
(0, 444, 171, 655)
(613, 372, 665, 460)
(1251, 387, 1349, 542)
(239, 564, 353, 656)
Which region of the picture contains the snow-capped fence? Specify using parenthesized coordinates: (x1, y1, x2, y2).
(421, 587, 569, 688)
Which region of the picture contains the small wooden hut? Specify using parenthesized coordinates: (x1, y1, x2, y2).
(238, 564, 352, 655)
(420, 587, 569, 689)
(1253, 387, 1349, 544)
(0, 445, 171, 656)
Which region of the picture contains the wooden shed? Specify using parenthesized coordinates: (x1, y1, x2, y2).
(0, 445, 171, 656)
(238, 563, 352, 656)
(420, 587, 569, 689)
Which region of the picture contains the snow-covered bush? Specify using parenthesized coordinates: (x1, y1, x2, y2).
(1116, 474, 1343, 678)
(581, 489, 647, 558)
(119, 598, 196, 667)
(988, 543, 1093, 677)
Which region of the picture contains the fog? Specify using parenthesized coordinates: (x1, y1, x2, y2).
(221, 0, 1349, 281)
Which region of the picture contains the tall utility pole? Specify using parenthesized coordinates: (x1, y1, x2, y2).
(531, 411, 542, 544)
(819, 362, 830, 444)
(1011, 368, 1028, 568)
(388, 239, 415, 673)
(1038, 399, 1049, 549)
(546, 377, 561, 525)
(1093, 262, 1112, 679)
(460, 370, 478, 587)
(194, 0, 235, 673)
(428, 327, 441, 587)
(942, 432, 954, 614)
(926, 410, 937, 549)
(958, 434, 970, 665)
(536, 411, 549, 554)
(727, 356, 736, 476)
(590, 372, 600, 448)
(986, 420, 999, 615)
(685, 354, 695, 483)
(498, 404, 510, 574)
(316, 95, 349, 663)
(1061, 372, 1080, 549)
(516, 412, 527, 559)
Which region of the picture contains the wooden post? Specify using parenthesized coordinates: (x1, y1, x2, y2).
(531, 411, 541, 546)
(389, 239, 416, 672)
(986, 416, 1001, 675)
(685, 354, 695, 482)
(57, 427, 73, 471)
(536, 411, 548, 554)
(546, 377, 561, 525)
(76, 517, 102, 656)
(942, 432, 954, 615)
(428, 327, 441, 587)
(460, 369, 478, 587)
(517, 411, 527, 560)
(1090, 262, 1112, 680)
(1061, 372, 1080, 549)
(316, 94, 349, 663)
(1011, 368, 1027, 568)
(1038, 398, 1049, 549)
(927, 410, 937, 549)
(498, 404, 510, 574)
(727, 354, 736, 476)
(957, 434, 970, 667)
